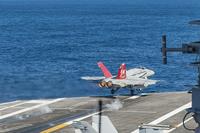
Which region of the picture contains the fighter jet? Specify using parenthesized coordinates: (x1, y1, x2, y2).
(81, 62, 157, 95)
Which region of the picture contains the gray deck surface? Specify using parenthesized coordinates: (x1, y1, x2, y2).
(0, 92, 196, 133)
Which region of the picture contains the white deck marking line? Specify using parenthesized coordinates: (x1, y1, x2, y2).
(131, 102, 191, 133)
(149, 102, 191, 124)
(0, 99, 50, 111)
(122, 95, 140, 102)
(0, 102, 28, 111)
(126, 96, 140, 100)
(0, 101, 20, 106)
(27, 100, 52, 104)
(0, 98, 65, 120)
(164, 117, 193, 133)
(68, 111, 100, 124)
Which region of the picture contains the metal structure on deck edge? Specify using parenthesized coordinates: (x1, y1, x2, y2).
(161, 19, 200, 133)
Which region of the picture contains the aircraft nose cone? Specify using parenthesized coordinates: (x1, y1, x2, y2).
(151, 70, 155, 75)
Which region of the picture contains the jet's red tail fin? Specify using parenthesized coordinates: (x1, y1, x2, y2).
(116, 63, 126, 79)
(97, 62, 112, 78)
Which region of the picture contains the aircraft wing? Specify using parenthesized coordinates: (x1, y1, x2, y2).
(126, 68, 155, 79)
(104, 78, 157, 88)
(81, 76, 105, 81)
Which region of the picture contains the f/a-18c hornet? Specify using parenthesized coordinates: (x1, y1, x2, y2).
(81, 62, 158, 95)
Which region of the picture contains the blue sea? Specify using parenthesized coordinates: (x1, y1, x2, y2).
(0, 0, 200, 102)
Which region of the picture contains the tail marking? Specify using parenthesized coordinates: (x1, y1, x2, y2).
(116, 63, 126, 79)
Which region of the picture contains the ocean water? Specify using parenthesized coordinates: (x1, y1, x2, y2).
(0, 0, 200, 102)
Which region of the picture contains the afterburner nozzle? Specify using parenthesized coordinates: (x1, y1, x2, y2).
(98, 81, 106, 88)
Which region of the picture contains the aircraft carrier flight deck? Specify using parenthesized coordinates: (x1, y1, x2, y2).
(0, 91, 195, 133)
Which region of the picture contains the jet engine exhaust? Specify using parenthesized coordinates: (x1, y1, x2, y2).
(98, 81, 113, 88)
(98, 81, 106, 88)
(106, 81, 113, 88)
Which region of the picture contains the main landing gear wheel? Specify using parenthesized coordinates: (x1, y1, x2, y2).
(111, 89, 115, 94)
(130, 89, 135, 96)
(136, 88, 142, 93)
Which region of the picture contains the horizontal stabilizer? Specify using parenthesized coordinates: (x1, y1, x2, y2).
(97, 62, 112, 78)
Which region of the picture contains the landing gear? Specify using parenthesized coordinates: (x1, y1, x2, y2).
(136, 88, 142, 93)
(110, 88, 119, 95)
(129, 88, 143, 96)
(130, 89, 135, 96)
(111, 89, 115, 94)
